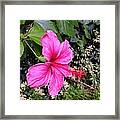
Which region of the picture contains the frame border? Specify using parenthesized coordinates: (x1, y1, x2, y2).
(0, 0, 119, 119)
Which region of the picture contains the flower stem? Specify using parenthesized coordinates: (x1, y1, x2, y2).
(70, 78, 94, 90)
(81, 81, 94, 90)
(24, 40, 38, 57)
(24, 40, 45, 62)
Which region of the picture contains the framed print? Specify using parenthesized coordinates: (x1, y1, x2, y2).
(0, 0, 119, 119)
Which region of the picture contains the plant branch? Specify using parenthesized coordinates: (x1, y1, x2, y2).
(70, 78, 94, 90)
(80, 81, 94, 90)
(24, 40, 38, 58)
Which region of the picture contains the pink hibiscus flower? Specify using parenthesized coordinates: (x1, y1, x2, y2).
(26, 30, 74, 96)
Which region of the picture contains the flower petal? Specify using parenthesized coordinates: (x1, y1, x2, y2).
(41, 30, 60, 61)
(55, 40, 74, 64)
(48, 66, 64, 96)
(52, 63, 72, 77)
(26, 63, 51, 88)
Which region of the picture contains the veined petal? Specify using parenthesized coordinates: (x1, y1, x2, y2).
(52, 63, 72, 77)
(48, 66, 64, 96)
(26, 63, 51, 88)
(41, 30, 60, 61)
(55, 40, 74, 64)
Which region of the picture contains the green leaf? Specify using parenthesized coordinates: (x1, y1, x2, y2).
(37, 20, 58, 33)
(56, 33, 63, 42)
(48, 21, 58, 33)
(30, 41, 42, 57)
(20, 41, 24, 57)
(28, 22, 45, 45)
(56, 20, 76, 37)
(20, 20, 25, 25)
(37, 20, 63, 41)
(82, 35, 87, 45)
(68, 20, 79, 27)
(76, 37, 85, 53)
(83, 24, 91, 39)
(30, 41, 45, 62)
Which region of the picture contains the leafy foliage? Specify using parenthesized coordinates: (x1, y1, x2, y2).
(20, 41, 24, 57)
(55, 20, 76, 37)
(58, 85, 100, 100)
(20, 20, 25, 25)
(28, 22, 44, 45)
